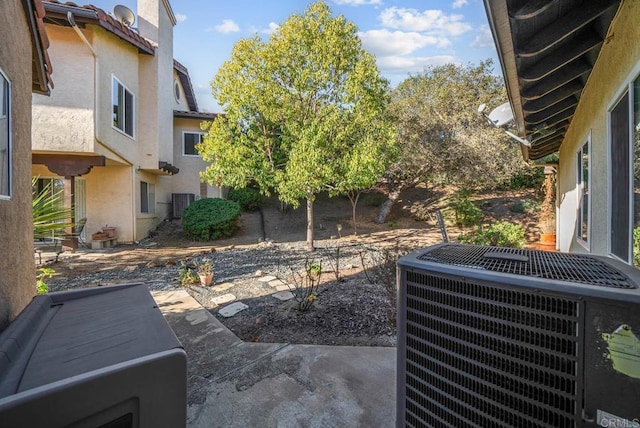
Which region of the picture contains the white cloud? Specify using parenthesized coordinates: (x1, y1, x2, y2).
(471, 25, 494, 49)
(210, 19, 240, 34)
(379, 7, 472, 36)
(359, 29, 450, 56)
(452, 0, 468, 9)
(332, 0, 383, 5)
(262, 22, 280, 35)
(175, 13, 187, 23)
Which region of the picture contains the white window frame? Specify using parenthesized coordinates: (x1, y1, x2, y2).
(112, 75, 135, 139)
(607, 62, 640, 264)
(0, 68, 11, 200)
(576, 134, 590, 250)
(182, 131, 204, 157)
(140, 181, 155, 214)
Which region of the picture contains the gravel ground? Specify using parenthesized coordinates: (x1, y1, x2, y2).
(47, 240, 401, 347)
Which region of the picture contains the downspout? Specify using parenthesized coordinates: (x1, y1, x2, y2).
(67, 12, 137, 242)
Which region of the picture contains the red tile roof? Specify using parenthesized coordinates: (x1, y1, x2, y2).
(26, 0, 54, 94)
(42, 1, 155, 55)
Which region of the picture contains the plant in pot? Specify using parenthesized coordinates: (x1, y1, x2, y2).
(197, 259, 214, 286)
(538, 173, 556, 246)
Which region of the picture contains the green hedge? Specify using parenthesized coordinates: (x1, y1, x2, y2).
(459, 221, 526, 248)
(227, 187, 262, 211)
(182, 198, 241, 241)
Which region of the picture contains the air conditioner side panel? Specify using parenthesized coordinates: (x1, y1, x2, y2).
(584, 300, 640, 426)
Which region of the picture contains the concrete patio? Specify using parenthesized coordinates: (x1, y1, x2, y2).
(152, 290, 396, 427)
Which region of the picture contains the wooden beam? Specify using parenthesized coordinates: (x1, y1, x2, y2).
(520, 35, 602, 82)
(32, 154, 105, 177)
(521, 59, 591, 100)
(523, 81, 583, 113)
(517, 1, 619, 57)
(525, 97, 577, 125)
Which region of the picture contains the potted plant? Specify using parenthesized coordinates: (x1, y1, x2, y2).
(538, 173, 556, 247)
(197, 259, 214, 286)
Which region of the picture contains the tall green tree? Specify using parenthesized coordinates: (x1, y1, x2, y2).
(375, 61, 527, 223)
(199, 1, 394, 250)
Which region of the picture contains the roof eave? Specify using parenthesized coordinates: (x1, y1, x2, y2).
(483, 0, 530, 161)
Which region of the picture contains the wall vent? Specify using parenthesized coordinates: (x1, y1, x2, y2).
(172, 193, 195, 219)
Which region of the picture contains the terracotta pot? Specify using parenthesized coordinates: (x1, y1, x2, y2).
(540, 233, 556, 246)
(102, 227, 116, 238)
(199, 273, 213, 287)
(92, 232, 108, 240)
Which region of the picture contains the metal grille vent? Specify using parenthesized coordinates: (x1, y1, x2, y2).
(403, 272, 581, 427)
(417, 244, 636, 289)
(172, 193, 195, 219)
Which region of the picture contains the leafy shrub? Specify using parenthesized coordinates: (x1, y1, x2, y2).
(501, 168, 545, 190)
(36, 267, 55, 294)
(450, 189, 483, 227)
(178, 261, 199, 286)
(182, 198, 241, 240)
(459, 221, 526, 248)
(634, 227, 640, 268)
(228, 187, 262, 211)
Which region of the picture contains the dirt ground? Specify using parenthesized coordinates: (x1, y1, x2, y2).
(48, 185, 541, 346)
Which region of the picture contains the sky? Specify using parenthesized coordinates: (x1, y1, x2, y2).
(87, 0, 499, 112)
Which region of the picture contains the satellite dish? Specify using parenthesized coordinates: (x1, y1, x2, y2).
(114, 5, 135, 27)
(487, 102, 514, 127)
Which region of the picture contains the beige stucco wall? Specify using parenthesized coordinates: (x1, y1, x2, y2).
(32, 26, 94, 154)
(172, 117, 222, 198)
(173, 69, 191, 112)
(87, 165, 135, 242)
(136, 170, 160, 240)
(137, 0, 175, 169)
(92, 27, 140, 163)
(557, 0, 640, 258)
(0, 2, 37, 330)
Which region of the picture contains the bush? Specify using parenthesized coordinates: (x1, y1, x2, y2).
(633, 227, 640, 268)
(182, 198, 241, 240)
(459, 221, 526, 248)
(228, 187, 262, 211)
(450, 189, 483, 227)
(502, 168, 545, 190)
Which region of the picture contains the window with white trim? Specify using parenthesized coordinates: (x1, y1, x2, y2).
(576, 139, 589, 247)
(609, 73, 640, 265)
(112, 77, 134, 137)
(0, 70, 11, 198)
(183, 132, 204, 156)
(140, 181, 155, 214)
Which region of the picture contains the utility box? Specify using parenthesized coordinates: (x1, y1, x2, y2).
(0, 283, 186, 427)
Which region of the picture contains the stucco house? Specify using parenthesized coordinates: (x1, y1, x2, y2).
(31, 0, 220, 244)
(0, 0, 53, 330)
(172, 60, 222, 214)
(484, 0, 639, 265)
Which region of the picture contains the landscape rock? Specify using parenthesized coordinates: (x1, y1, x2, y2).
(272, 291, 294, 301)
(211, 293, 236, 306)
(219, 302, 248, 318)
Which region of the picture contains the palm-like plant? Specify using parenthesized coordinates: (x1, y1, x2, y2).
(32, 177, 75, 241)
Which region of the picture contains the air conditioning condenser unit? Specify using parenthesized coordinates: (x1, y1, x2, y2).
(397, 244, 640, 427)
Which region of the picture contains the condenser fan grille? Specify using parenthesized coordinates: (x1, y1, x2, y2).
(403, 272, 581, 427)
(417, 244, 636, 289)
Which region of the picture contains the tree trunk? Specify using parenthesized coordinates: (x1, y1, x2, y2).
(347, 190, 361, 235)
(306, 197, 315, 251)
(375, 188, 402, 224)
